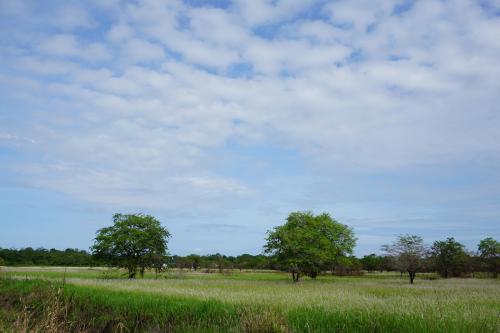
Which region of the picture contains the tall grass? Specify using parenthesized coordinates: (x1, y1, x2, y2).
(1, 269, 499, 332)
(0, 278, 272, 332)
(0, 266, 293, 281)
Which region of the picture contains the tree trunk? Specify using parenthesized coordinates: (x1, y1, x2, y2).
(127, 258, 138, 279)
(140, 266, 145, 277)
(408, 271, 416, 284)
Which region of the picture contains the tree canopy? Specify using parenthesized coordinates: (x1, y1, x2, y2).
(431, 237, 467, 278)
(91, 213, 170, 278)
(382, 234, 426, 284)
(360, 254, 385, 272)
(264, 211, 356, 281)
(478, 237, 499, 278)
(0, 248, 94, 266)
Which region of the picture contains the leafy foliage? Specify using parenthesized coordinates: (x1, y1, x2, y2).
(382, 234, 426, 284)
(478, 237, 499, 278)
(0, 247, 94, 266)
(431, 238, 467, 278)
(91, 213, 170, 278)
(360, 254, 386, 272)
(264, 211, 356, 281)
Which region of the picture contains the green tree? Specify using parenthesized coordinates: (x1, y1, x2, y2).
(431, 237, 467, 278)
(92, 213, 170, 278)
(235, 254, 253, 271)
(264, 211, 356, 282)
(186, 254, 202, 271)
(360, 254, 384, 272)
(382, 234, 426, 284)
(334, 255, 363, 276)
(478, 237, 499, 278)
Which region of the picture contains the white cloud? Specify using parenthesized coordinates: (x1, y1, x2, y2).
(54, 6, 96, 30)
(39, 34, 80, 57)
(233, 0, 316, 26)
(1, 0, 500, 210)
(0, 133, 36, 144)
(108, 24, 134, 43)
(38, 34, 111, 61)
(123, 38, 165, 63)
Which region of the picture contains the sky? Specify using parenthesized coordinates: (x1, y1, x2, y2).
(1, 0, 499, 256)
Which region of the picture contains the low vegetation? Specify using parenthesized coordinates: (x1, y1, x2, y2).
(1, 269, 499, 333)
(1, 211, 498, 332)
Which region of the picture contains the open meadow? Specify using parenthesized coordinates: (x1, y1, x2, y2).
(3, 0, 500, 332)
(1, 267, 499, 332)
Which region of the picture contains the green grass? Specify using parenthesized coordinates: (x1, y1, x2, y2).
(1, 267, 499, 332)
(0, 266, 293, 281)
(0, 266, 437, 281)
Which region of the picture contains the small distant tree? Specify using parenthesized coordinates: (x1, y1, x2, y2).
(92, 213, 170, 278)
(431, 237, 467, 278)
(478, 237, 499, 278)
(235, 254, 253, 271)
(186, 254, 202, 271)
(264, 211, 356, 282)
(151, 253, 169, 278)
(383, 234, 426, 284)
(334, 255, 363, 276)
(216, 254, 226, 273)
(360, 254, 384, 272)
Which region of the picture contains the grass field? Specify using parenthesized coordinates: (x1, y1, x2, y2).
(1, 267, 499, 332)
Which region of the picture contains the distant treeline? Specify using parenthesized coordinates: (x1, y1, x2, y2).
(0, 247, 364, 275)
(0, 247, 361, 274)
(359, 252, 494, 277)
(1, 246, 497, 278)
(0, 248, 96, 267)
(0, 248, 273, 270)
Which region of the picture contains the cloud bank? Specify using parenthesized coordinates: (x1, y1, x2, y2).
(0, 1, 499, 253)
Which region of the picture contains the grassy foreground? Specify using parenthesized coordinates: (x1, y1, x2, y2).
(0, 268, 499, 332)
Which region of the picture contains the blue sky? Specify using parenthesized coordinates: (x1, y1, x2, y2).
(1, 0, 499, 256)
